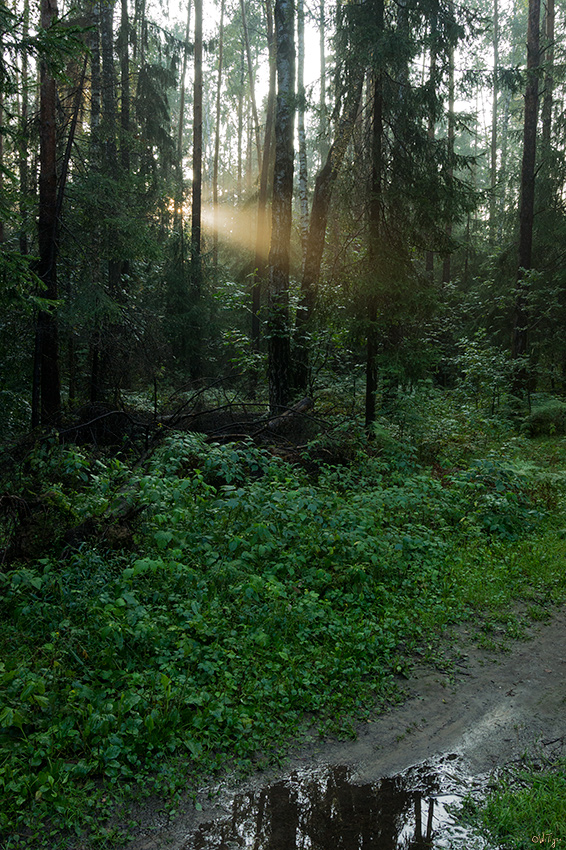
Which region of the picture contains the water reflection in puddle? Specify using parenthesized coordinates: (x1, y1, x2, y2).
(184, 756, 490, 849)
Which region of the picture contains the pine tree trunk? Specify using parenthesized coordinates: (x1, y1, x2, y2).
(319, 0, 329, 166)
(0, 84, 4, 243)
(512, 0, 541, 384)
(89, 1, 101, 156)
(442, 30, 455, 285)
(293, 63, 365, 391)
(190, 0, 203, 380)
(541, 0, 554, 152)
(365, 40, 384, 433)
(18, 0, 30, 255)
(175, 0, 191, 237)
(212, 0, 225, 267)
(268, 0, 295, 413)
(101, 0, 118, 173)
(119, 0, 130, 172)
(237, 47, 244, 198)
(251, 0, 276, 352)
(425, 3, 438, 277)
(34, 0, 61, 426)
(297, 0, 309, 266)
(489, 0, 499, 243)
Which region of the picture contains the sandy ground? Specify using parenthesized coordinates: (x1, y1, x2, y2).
(126, 604, 566, 849)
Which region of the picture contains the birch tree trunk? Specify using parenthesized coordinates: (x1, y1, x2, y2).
(268, 0, 295, 412)
(240, 0, 262, 173)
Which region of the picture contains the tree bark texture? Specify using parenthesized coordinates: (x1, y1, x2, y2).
(512, 0, 540, 367)
(34, 0, 61, 426)
(191, 0, 203, 276)
(318, 0, 329, 166)
(212, 0, 225, 267)
(489, 0, 499, 243)
(268, 0, 295, 413)
(240, 0, 262, 173)
(365, 41, 384, 433)
(541, 0, 554, 152)
(297, 0, 309, 265)
(175, 0, 191, 236)
(442, 31, 455, 285)
(101, 0, 118, 173)
(190, 0, 203, 380)
(292, 60, 365, 391)
(119, 0, 130, 171)
(251, 0, 276, 352)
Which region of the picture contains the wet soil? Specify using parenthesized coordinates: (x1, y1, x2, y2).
(127, 605, 566, 850)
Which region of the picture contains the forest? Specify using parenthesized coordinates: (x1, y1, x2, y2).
(2, 0, 566, 846)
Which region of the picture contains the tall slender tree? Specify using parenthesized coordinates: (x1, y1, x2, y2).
(268, 0, 295, 412)
(365, 0, 384, 432)
(212, 0, 225, 267)
(251, 0, 276, 352)
(190, 0, 203, 380)
(512, 0, 541, 381)
(297, 0, 309, 265)
(33, 0, 61, 425)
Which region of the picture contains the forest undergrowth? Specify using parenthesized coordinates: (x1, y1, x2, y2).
(2, 389, 566, 848)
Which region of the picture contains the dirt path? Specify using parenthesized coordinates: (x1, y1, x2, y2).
(128, 604, 566, 849)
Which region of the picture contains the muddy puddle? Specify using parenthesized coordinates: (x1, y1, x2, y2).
(183, 755, 491, 849)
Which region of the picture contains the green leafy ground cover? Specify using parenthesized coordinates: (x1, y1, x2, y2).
(2, 402, 566, 847)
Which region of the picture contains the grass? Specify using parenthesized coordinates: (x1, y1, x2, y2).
(463, 754, 566, 849)
(1, 398, 566, 847)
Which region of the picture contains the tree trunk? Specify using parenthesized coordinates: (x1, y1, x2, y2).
(240, 0, 262, 173)
(268, 0, 295, 413)
(119, 0, 130, 172)
(489, 0, 499, 243)
(0, 82, 4, 243)
(442, 28, 455, 285)
(18, 0, 30, 255)
(175, 0, 191, 237)
(512, 0, 540, 383)
(190, 0, 203, 380)
(101, 0, 118, 173)
(237, 46, 244, 198)
(365, 22, 384, 433)
(293, 64, 365, 390)
(425, 3, 438, 277)
(89, 1, 101, 157)
(251, 0, 276, 352)
(33, 0, 61, 426)
(318, 0, 329, 166)
(297, 0, 309, 266)
(212, 0, 225, 267)
(541, 0, 554, 152)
